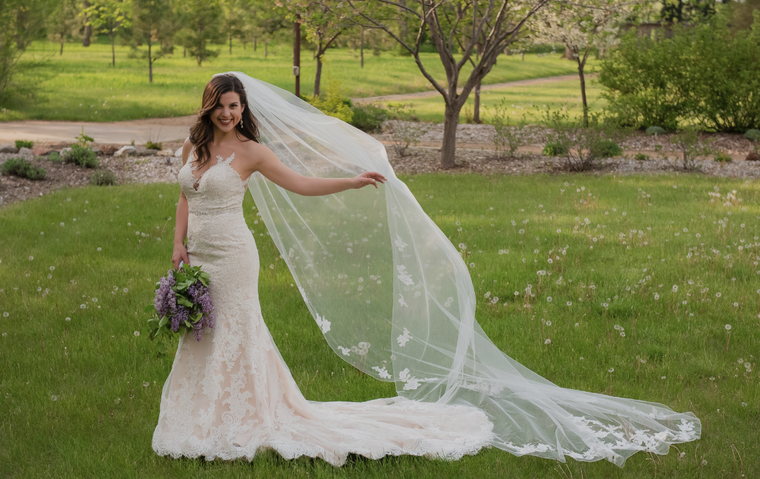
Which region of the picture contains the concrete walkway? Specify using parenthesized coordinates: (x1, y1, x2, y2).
(0, 73, 586, 144)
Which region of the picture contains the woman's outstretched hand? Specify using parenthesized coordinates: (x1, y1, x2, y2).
(352, 171, 387, 189)
(172, 243, 190, 269)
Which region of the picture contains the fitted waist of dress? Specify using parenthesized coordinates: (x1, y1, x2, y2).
(188, 205, 244, 216)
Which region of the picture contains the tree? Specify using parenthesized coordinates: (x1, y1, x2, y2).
(1, 0, 50, 95)
(82, 0, 93, 46)
(131, 0, 173, 82)
(532, 0, 644, 127)
(343, 0, 550, 169)
(278, 1, 352, 97)
(48, 0, 79, 55)
(221, 0, 246, 55)
(174, 0, 224, 66)
(84, 0, 132, 65)
(661, 0, 719, 23)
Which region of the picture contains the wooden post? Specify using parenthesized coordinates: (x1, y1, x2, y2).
(294, 16, 301, 98)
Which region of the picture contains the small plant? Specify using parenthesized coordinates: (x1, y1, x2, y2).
(48, 151, 63, 163)
(488, 99, 525, 159)
(592, 139, 623, 158)
(671, 128, 711, 171)
(634, 153, 650, 161)
(305, 79, 353, 123)
(713, 152, 732, 163)
(542, 142, 568, 156)
(646, 126, 666, 136)
(89, 170, 117, 186)
(386, 103, 429, 157)
(744, 129, 760, 142)
(14, 140, 33, 149)
(64, 145, 99, 168)
(146, 141, 162, 150)
(75, 127, 94, 148)
(1, 157, 46, 180)
(350, 103, 388, 132)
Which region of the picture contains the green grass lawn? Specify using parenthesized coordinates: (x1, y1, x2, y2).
(0, 38, 591, 123)
(387, 77, 605, 125)
(1, 174, 758, 478)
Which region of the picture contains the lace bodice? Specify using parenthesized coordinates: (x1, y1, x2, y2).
(178, 149, 250, 216)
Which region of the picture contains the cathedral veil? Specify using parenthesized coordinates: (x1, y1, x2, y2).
(225, 72, 701, 466)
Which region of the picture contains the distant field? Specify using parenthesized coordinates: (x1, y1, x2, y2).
(384, 77, 605, 125)
(0, 38, 593, 122)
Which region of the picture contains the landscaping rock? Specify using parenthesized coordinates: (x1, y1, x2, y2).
(92, 146, 102, 155)
(746, 152, 760, 162)
(32, 147, 57, 156)
(60, 147, 72, 156)
(135, 146, 158, 156)
(17, 147, 33, 156)
(114, 146, 137, 157)
(98, 144, 119, 156)
(157, 149, 175, 157)
(0, 144, 18, 154)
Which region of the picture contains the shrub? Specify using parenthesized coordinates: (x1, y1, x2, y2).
(542, 142, 568, 156)
(305, 79, 353, 124)
(385, 104, 428, 157)
(15, 140, 33, 149)
(646, 126, 666, 136)
(744, 129, 760, 142)
(672, 128, 712, 171)
(592, 139, 623, 158)
(48, 151, 63, 163)
(350, 103, 388, 132)
(713, 153, 732, 163)
(145, 141, 162, 150)
(1, 157, 46, 180)
(488, 99, 525, 159)
(64, 145, 99, 168)
(634, 153, 650, 161)
(89, 170, 117, 186)
(600, 14, 760, 132)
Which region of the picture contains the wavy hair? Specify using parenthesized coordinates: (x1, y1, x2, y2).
(189, 74, 260, 169)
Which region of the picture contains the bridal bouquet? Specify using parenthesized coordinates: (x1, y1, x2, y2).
(146, 262, 215, 342)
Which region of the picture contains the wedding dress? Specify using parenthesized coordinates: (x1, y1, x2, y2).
(151, 149, 495, 465)
(153, 72, 700, 467)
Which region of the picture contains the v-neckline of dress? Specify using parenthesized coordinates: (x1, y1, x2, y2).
(189, 151, 236, 191)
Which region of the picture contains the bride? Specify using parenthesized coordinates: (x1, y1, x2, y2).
(152, 73, 701, 467)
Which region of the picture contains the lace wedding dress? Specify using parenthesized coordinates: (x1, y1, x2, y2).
(151, 150, 495, 465)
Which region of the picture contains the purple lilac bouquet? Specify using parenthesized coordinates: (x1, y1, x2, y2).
(146, 262, 215, 343)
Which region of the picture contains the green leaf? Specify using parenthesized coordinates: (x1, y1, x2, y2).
(144, 304, 156, 313)
(176, 296, 193, 307)
(158, 316, 168, 328)
(184, 320, 193, 329)
(190, 312, 202, 322)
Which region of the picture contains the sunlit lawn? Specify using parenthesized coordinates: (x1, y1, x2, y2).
(387, 77, 606, 125)
(1, 173, 758, 478)
(0, 38, 591, 123)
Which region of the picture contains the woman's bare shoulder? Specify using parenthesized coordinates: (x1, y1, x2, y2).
(181, 138, 194, 166)
(239, 140, 276, 166)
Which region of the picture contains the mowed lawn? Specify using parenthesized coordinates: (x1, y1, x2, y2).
(0, 174, 758, 478)
(0, 38, 590, 123)
(389, 77, 606, 125)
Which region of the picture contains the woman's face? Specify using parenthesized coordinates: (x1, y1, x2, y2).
(209, 91, 244, 133)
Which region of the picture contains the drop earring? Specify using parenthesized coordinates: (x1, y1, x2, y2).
(239, 119, 244, 128)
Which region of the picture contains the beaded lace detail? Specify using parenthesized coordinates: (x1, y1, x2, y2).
(153, 151, 494, 465)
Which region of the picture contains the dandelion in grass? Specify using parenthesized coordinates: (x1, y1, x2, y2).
(2, 312, 8, 318)
(65, 317, 71, 322)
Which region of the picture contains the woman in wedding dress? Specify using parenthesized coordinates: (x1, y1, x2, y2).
(152, 73, 700, 466)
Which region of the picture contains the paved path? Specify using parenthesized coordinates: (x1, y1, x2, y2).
(0, 74, 587, 144)
(351, 74, 583, 104)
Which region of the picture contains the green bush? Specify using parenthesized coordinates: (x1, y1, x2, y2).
(64, 145, 99, 168)
(14, 140, 33, 149)
(48, 151, 63, 163)
(646, 126, 666, 136)
(600, 14, 760, 132)
(744, 129, 760, 142)
(634, 153, 650, 161)
(713, 153, 732, 163)
(146, 141, 162, 150)
(89, 170, 117, 186)
(592, 139, 623, 158)
(305, 79, 353, 124)
(350, 104, 389, 132)
(1, 157, 46, 180)
(542, 142, 568, 156)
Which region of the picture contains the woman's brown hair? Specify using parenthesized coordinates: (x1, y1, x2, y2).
(189, 74, 260, 169)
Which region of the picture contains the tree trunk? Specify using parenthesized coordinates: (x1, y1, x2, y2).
(398, 0, 408, 41)
(183, 47, 186, 57)
(229, 34, 232, 55)
(82, 1, 92, 47)
(577, 57, 588, 127)
(473, 78, 481, 124)
(563, 46, 573, 60)
(360, 27, 364, 68)
(314, 49, 324, 97)
(265, 40, 268, 58)
(60, 38, 64, 55)
(441, 102, 462, 169)
(148, 39, 153, 83)
(110, 33, 115, 66)
(254, 36, 257, 51)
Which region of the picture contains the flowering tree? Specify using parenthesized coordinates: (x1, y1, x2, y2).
(83, 0, 132, 66)
(341, 0, 551, 169)
(531, 0, 644, 126)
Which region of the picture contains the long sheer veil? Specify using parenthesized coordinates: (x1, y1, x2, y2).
(226, 72, 701, 466)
